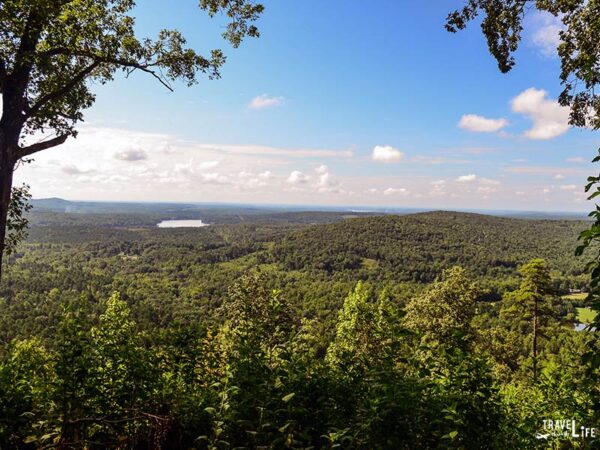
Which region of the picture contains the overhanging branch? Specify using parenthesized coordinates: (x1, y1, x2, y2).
(37, 48, 175, 92)
(18, 134, 69, 159)
(26, 60, 101, 119)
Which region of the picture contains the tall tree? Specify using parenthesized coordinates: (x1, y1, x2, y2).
(445, 0, 600, 371)
(404, 266, 478, 350)
(501, 259, 555, 381)
(0, 0, 264, 279)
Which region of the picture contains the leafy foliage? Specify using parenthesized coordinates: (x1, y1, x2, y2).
(446, 0, 599, 128)
(445, 0, 600, 391)
(5, 183, 32, 256)
(0, 247, 596, 448)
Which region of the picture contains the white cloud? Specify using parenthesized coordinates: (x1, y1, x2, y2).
(287, 170, 310, 185)
(532, 12, 564, 58)
(478, 186, 498, 195)
(371, 145, 404, 163)
(114, 146, 148, 161)
(15, 124, 591, 210)
(479, 177, 500, 186)
(197, 143, 353, 159)
(199, 160, 220, 170)
(316, 172, 339, 192)
(248, 94, 285, 109)
(459, 114, 508, 133)
(383, 187, 409, 196)
(457, 174, 477, 182)
(566, 157, 585, 163)
(315, 164, 328, 174)
(554, 174, 565, 180)
(559, 184, 578, 191)
(61, 164, 94, 175)
(200, 172, 231, 185)
(511, 88, 570, 139)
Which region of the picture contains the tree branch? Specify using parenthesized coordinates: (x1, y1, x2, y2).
(18, 134, 69, 159)
(26, 60, 101, 119)
(37, 48, 175, 91)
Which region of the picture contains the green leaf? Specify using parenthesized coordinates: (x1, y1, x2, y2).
(282, 393, 295, 403)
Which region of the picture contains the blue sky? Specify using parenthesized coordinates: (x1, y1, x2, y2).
(16, 1, 599, 211)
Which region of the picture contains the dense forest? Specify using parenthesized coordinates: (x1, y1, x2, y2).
(1, 0, 599, 447)
(0, 207, 597, 448)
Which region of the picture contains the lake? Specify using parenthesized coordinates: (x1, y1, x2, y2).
(157, 219, 209, 228)
(574, 322, 596, 332)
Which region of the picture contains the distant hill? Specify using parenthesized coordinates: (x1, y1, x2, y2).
(30, 197, 77, 212)
(30, 198, 589, 220)
(267, 211, 588, 284)
(27, 198, 381, 227)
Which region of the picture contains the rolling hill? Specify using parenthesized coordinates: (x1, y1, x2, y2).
(267, 211, 588, 284)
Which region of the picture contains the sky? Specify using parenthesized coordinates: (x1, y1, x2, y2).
(14, 1, 600, 211)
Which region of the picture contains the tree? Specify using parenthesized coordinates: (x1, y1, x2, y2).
(445, 0, 600, 372)
(5, 183, 31, 257)
(404, 266, 478, 350)
(501, 259, 555, 381)
(446, 0, 599, 128)
(0, 0, 264, 279)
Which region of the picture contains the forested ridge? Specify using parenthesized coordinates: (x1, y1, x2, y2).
(0, 210, 597, 448)
(269, 211, 587, 282)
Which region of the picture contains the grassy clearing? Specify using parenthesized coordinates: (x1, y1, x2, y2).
(562, 292, 588, 301)
(576, 307, 597, 324)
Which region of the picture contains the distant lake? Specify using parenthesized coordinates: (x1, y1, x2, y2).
(574, 322, 596, 332)
(157, 219, 209, 228)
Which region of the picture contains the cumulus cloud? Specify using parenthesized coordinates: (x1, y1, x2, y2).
(371, 145, 404, 163)
(114, 147, 148, 161)
(511, 88, 570, 139)
(287, 170, 310, 185)
(248, 94, 285, 109)
(316, 172, 335, 190)
(200, 172, 231, 185)
(531, 12, 564, 58)
(459, 114, 508, 133)
(199, 160, 220, 170)
(383, 187, 409, 196)
(315, 169, 344, 194)
(61, 164, 94, 175)
(315, 164, 328, 174)
(457, 174, 477, 182)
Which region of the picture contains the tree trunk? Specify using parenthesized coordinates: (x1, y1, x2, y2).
(0, 145, 15, 282)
